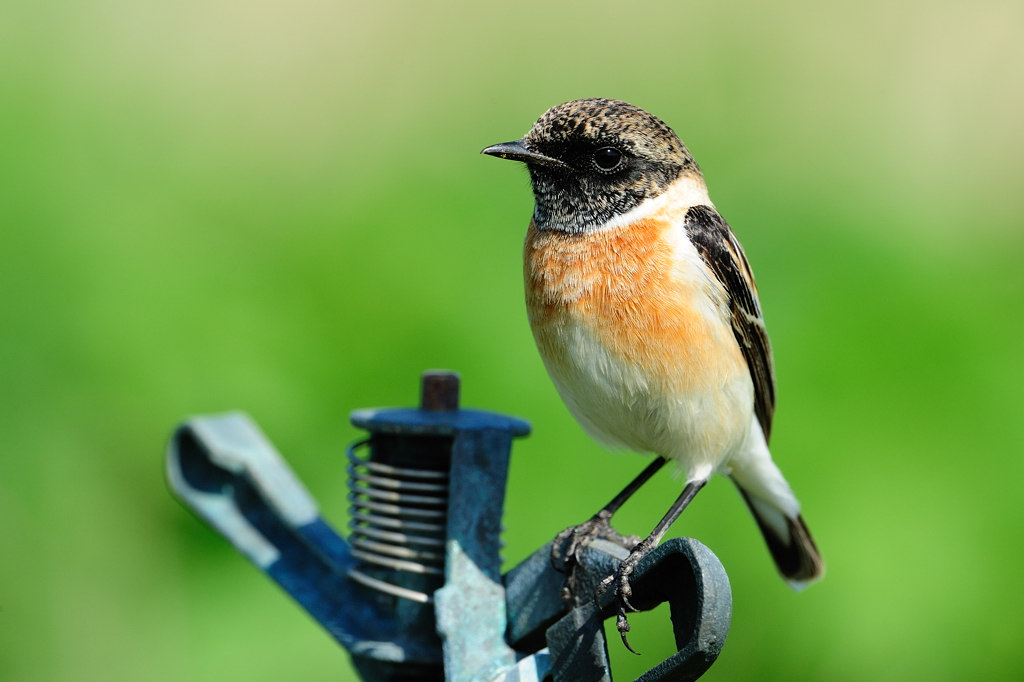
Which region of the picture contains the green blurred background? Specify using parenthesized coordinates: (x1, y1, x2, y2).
(3, 0, 1023, 679)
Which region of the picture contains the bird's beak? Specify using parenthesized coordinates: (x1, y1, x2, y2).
(481, 139, 569, 170)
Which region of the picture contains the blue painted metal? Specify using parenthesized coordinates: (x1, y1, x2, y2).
(348, 380, 530, 682)
(503, 537, 732, 682)
(166, 371, 732, 681)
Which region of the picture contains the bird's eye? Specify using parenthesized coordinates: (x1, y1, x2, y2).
(593, 146, 623, 172)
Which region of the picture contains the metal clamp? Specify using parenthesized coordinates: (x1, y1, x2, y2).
(166, 372, 731, 681)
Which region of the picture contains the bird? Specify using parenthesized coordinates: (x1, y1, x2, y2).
(482, 98, 824, 650)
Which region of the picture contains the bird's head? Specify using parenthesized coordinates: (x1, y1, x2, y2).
(483, 98, 701, 233)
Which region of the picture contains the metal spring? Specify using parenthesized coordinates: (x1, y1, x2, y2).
(346, 439, 449, 603)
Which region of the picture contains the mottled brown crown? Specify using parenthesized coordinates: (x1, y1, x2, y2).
(518, 98, 701, 233)
(524, 98, 694, 167)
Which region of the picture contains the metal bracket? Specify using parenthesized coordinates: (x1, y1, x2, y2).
(166, 374, 732, 681)
(502, 537, 731, 681)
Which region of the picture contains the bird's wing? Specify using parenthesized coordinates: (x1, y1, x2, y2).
(683, 204, 776, 439)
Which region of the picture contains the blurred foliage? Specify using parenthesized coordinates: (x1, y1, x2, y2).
(2, 0, 1023, 680)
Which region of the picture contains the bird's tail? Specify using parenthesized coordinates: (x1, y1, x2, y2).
(727, 421, 824, 589)
(735, 485, 824, 589)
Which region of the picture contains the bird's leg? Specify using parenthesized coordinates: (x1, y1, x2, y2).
(599, 478, 708, 654)
(552, 458, 667, 603)
(552, 457, 667, 568)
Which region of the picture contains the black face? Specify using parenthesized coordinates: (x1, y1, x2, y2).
(516, 98, 699, 234)
(519, 139, 682, 234)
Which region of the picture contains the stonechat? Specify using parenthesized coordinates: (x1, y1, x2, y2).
(483, 98, 823, 649)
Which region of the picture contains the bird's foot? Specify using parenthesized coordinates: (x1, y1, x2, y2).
(597, 537, 656, 655)
(551, 511, 639, 606)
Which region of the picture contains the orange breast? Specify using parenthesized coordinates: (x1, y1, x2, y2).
(524, 213, 744, 395)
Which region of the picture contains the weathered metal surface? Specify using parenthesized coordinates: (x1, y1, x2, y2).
(501, 537, 731, 682)
(167, 371, 731, 681)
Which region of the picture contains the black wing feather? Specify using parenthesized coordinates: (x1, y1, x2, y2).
(683, 205, 776, 439)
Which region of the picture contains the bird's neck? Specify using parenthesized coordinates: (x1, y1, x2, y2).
(597, 172, 712, 233)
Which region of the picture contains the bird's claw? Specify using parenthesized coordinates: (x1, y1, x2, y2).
(552, 513, 611, 606)
(595, 539, 653, 655)
(551, 510, 616, 571)
(552, 516, 655, 653)
(552, 512, 643, 608)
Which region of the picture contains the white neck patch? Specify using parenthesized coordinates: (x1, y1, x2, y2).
(595, 173, 713, 233)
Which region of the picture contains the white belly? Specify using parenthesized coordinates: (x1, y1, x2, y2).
(537, 316, 754, 481)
